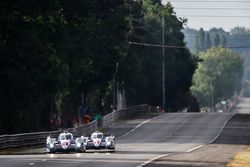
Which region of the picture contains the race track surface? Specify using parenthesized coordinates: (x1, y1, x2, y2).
(0, 104, 238, 167)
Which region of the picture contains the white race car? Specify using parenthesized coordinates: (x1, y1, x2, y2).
(46, 131, 85, 153)
(83, 131, 115, 152)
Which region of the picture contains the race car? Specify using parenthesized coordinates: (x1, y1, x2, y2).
(46, 131, 85, 153)
(83, 131, 115, 151)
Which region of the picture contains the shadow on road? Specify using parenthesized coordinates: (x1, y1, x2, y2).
(144, 159, 226, 167)
(215, 113, 250, 145)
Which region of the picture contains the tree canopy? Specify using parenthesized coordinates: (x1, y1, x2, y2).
(183, 27, 250, 98)
(126, 0, 198, 111)
(191, 47, 243, 106)
(0, 0, 197, 134)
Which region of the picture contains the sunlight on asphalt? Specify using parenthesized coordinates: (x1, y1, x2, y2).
(76, 153, 81, 158)
(49, 154, 55, 158)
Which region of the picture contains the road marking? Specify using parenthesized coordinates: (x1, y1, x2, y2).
(29, 163, 35, 166)
(119, 118, 152, 138)
(187, 145, 205, 153)
(138, 154, 170, 167)
(156, 114, 199, 143)
(209, 112, 236, 144)
(39, 158, 142, 163)
(186, 112, 236, 153)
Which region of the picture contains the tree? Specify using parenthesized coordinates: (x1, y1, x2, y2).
(231, 26, 250, 35)
(0, 0, 130, 134)
(220, 35, 227, 47)
(194, 36, 201, 53)
(191, 47, 243, 107)
(0, 0, 198, 133)
(194, 28, 206, 52)
(0, 0, 70, 133)
(214, 34, 220, 47)
(198, 28, 206, 51)
(126, 0, 198, 111)
(182, 27, 198, 53)
(206, 33, 212, 50)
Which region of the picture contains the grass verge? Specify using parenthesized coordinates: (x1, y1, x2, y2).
(228, 147, 250, 167)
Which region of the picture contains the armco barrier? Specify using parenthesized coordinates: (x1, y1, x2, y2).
(101, 104, 149, 127)
(0, 131, 59, 149)
(0, 104, 152, 149)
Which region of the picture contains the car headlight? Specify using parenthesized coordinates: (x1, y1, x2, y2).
(107, 141, 111, 145)
(107, 138, 112, 141)
(49, 143, 54, 148)
(76, 142, 81, 148)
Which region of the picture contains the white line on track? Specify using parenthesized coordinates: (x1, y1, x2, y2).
(138, 154, 170, 167)
(46, 158, 142, 163)
(186, 112, 236, 153)
(187, 145, 205, 153)
(136, 112, 235, 167)
(119, 118, 153, 138)
(209, 112, 236, 144)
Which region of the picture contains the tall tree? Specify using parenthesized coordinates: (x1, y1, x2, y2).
(0, 0, 198, 134)
(220, 35, 227, 47)
(191, 47, 243, 107)
(0, 0, 130, 133)
(198, 28, 206, 51)
(126, 0, 198, 111)
(194, 28, 205, 52)
(206, 33, 212, 50)
(194, 35, 201, 53)
(214, 34, 220, 47)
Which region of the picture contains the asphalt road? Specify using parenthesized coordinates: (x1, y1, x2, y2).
(144, 98, 250, 167)
(0, 110, 235, 167)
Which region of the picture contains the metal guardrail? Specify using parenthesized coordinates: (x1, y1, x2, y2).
(2, 98, 239, 150)
(102, 104, 149, 127)
(0, 131, 59, 149)
(0, 104, 152, 149)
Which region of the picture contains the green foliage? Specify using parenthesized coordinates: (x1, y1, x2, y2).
(184, 27, 230, 52)
(0, 0, 129, 134)
(206, 34, 212, 50)
(0, 0, 70, 133)
(182, 28, 198, 52)
(214, 34, 220, 47)
(126, 0, 198, 111)
(0, 0, 198, 133)
(197, 28, 206, 51)
(184, 27, 250, 99)
(191, 47, 243, 106)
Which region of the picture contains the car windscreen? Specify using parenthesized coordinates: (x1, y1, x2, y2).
(92, 133, 103, 139)
(97, 134, 103, 139)
(59, 134, 72, 140)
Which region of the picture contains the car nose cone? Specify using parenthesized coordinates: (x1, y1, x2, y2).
(62, 141, 70, 149)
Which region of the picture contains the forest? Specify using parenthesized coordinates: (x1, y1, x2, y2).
(0, 0, 198, 134)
